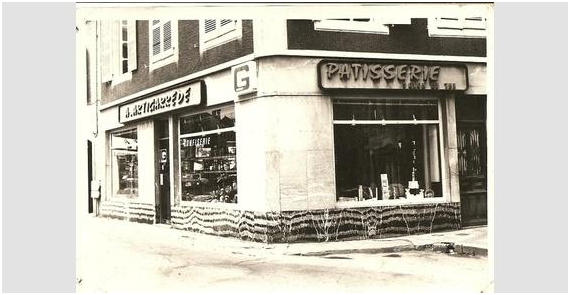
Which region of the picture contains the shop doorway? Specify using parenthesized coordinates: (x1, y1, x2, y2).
(456, 96, 487, 226)
(156, 120, 171, 223)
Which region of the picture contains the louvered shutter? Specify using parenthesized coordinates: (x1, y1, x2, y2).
(110, 21, 120, 77)
(464, 17, 486, 30)
(437, 17, 462, 30)
(100, 21, 113, 82)
(163, 21, 172, 51)
(127, 20, 137, 72)
(152, 20, 161, 57)
(205, 19, 216, 33)
(220, 19, 233, 27)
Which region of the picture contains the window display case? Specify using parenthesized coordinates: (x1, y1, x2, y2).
(110, 129, 139, 198)
(179, 106, 237, 203)
(333, 99, 443, 203)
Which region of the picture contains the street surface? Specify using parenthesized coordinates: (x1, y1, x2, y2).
(77, 217, 490, 293)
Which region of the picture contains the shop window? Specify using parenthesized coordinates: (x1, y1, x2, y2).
(149, 20, 178, 71)
(110, 129, 138, 198)
(200, 19, 242, 51)
(313, 19, 389, 34)
(428, 17, 487, 38)
(179, 106, 237, 203)
(100, 20, 137, 84)
(333, 99, 443, 202)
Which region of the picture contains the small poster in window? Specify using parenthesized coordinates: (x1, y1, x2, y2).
(381, 174, 390, 199)
(196, 146, 211, 158)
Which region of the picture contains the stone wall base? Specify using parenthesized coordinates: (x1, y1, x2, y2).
(170, 203, 461, 243)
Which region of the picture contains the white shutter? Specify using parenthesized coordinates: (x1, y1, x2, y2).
(204, 19, 216, 33)
(127, 20, 137, 72)
(151, 21, 161, 57)
(437, 17, 462, 30)
(110, 21, 120, 77)
(163, 21, 172, 51)
(100, 21, 113, 82)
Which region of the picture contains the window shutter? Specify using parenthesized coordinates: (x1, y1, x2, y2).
(464, 17, 486, 30)
(100, 21, 113, 82)
(437, 17, 462, 30)
(163, 21, 172, 51)
(152, 21, 161, 56)
(205, 19, 216, 33)
(220, 19, 233, 27)
(127, 20, 137, 72)
(110, 21, 120, 77)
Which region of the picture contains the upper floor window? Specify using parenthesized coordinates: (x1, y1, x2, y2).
(200, 19, 242, 51)
(100, 20, 137, 84)
(428, 17, 487, 38)
(149, 20, 178, 71)
(313, 19, 390, 34)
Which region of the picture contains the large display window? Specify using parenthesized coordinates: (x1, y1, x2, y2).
(333, 98, 443, 203)
(110, 129, 139, 198)
(179, 106, 237, 203)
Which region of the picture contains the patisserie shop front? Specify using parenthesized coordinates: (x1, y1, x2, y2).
(98, 56, 487, 242)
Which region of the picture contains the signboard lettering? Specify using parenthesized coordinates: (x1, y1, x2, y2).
(231, 61, 257, 97)
(119, 81, 202, 123)
(318, 60, 467, 91)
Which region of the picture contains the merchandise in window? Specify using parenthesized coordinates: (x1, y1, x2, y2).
(179, 107, 237, 203)
(333, 99, 442, 202)
(110, 129, 138, 197)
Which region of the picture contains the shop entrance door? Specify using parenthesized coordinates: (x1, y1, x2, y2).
(456, 96, 487, 226)
(157, 139, 171, 223)
(156, 119, 171, 224)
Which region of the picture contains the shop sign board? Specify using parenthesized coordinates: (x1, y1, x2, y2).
(231, 61, 257, 97)
(119, 81, 202, 123)
(318, 60, 468, 91)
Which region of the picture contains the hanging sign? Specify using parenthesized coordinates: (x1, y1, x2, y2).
(119, 81, 202, 123)
(318, 60, 468, 91)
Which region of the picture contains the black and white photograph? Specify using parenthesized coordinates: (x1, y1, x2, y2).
(75, 3, 493, 293)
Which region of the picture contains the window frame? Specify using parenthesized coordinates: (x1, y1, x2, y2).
(332, 97, 449, 207)
(109, 128, 139, 199)
(313, 19, 390, 35)
(427, 17, 487, 38)
(177, 104, 238, 205)
(111, 20, 134, 85)
(148, 20, 179, 71)
(199, 19, 242, 52)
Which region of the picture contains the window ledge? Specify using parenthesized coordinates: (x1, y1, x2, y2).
(177, 200, 239, 210)
(335, 198, 449, 208)
(110, 71, 133, 87)
(149, 51, 177, 72)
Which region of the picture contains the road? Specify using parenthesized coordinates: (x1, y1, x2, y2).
(76, 216, 490, 293)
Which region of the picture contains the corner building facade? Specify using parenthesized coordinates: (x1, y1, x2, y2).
(85, 13, 489, 243)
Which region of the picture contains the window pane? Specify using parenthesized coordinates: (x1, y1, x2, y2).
(122, 43, 128, 59)
(122, 26, 128, 41)
(111, 129, 137, 150)
(180, 107, 235, 135)
(180, 131, 237, 203)
(333, 99, 438, 121)
(122, 60, 128, 74)
(111, 129, 138, 198)
(334, 124, 442, 201)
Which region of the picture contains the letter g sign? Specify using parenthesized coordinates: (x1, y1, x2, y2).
(234, 64, 249, 92)
(231, 61, 257, 97)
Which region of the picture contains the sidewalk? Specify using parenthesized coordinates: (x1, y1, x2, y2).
(82, 215, 488, 257)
